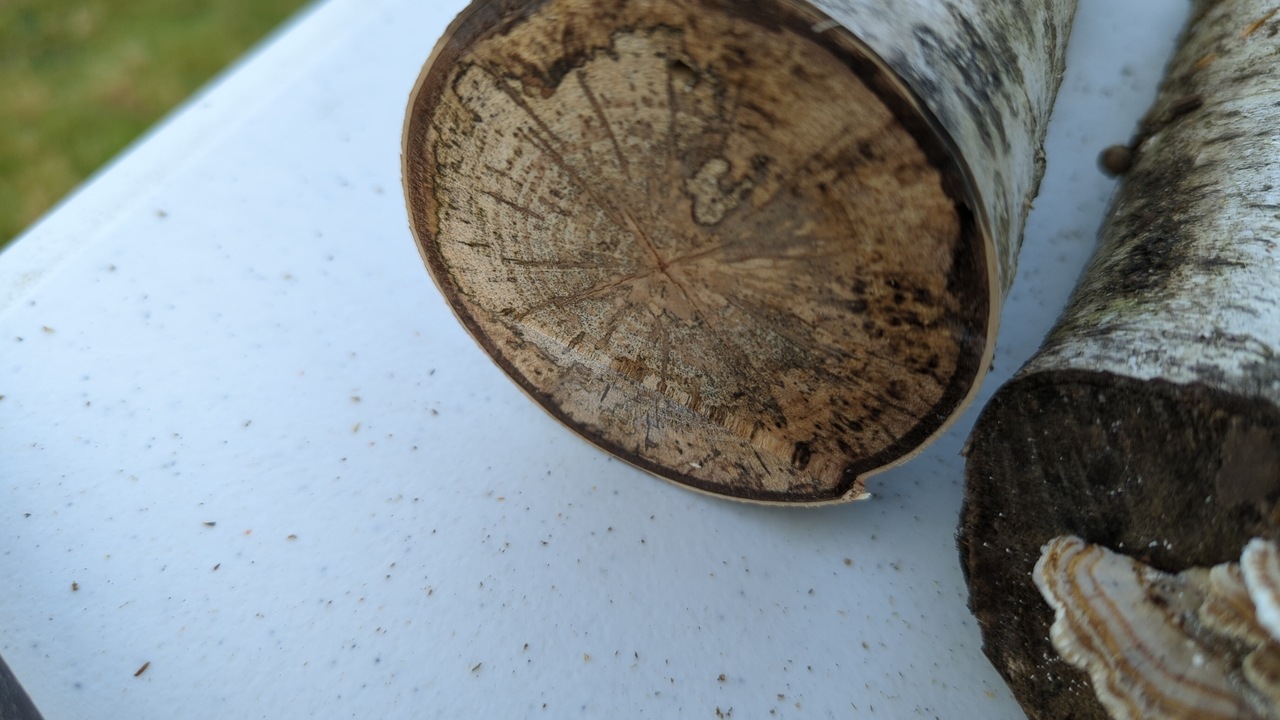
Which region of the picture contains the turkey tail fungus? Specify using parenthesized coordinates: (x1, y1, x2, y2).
(961, 1, 1280, 717)
(403, 0, 1075, 504)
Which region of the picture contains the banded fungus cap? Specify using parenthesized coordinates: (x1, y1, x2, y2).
(1035, 536, 1280, 720)
(1033, 535, 1253, 720)
(402, 0, 992, 504)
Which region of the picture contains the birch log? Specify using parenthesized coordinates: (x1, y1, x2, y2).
(403, 0, 1074, 503)
(960, 1, 1280, 717)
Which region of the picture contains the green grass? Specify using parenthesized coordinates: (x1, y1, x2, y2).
(0, 0, 312, 247)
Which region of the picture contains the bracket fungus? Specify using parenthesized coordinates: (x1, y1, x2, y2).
(1035, 535, 1280, 720)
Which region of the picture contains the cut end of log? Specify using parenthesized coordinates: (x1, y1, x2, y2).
(404, 0, 992, 503)
(960, 371, 1280, 720)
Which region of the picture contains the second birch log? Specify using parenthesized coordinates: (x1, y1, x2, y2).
(960, 1, 1280, 717)
(403, 0, 1075, 503)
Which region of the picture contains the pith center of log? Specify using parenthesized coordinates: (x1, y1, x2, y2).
(405, 0, 989, 502)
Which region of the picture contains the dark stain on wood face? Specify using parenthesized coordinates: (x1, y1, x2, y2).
(790, 441, 813, 471)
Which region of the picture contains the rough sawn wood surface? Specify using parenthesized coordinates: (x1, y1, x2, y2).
(403, 0, 1074, 503)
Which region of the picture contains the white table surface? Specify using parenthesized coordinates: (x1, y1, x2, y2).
(0, 1, 1189, 717)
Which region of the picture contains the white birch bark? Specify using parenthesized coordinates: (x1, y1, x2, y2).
(1026, 0, 1280, 399)
(962, 2, 1280, 718)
